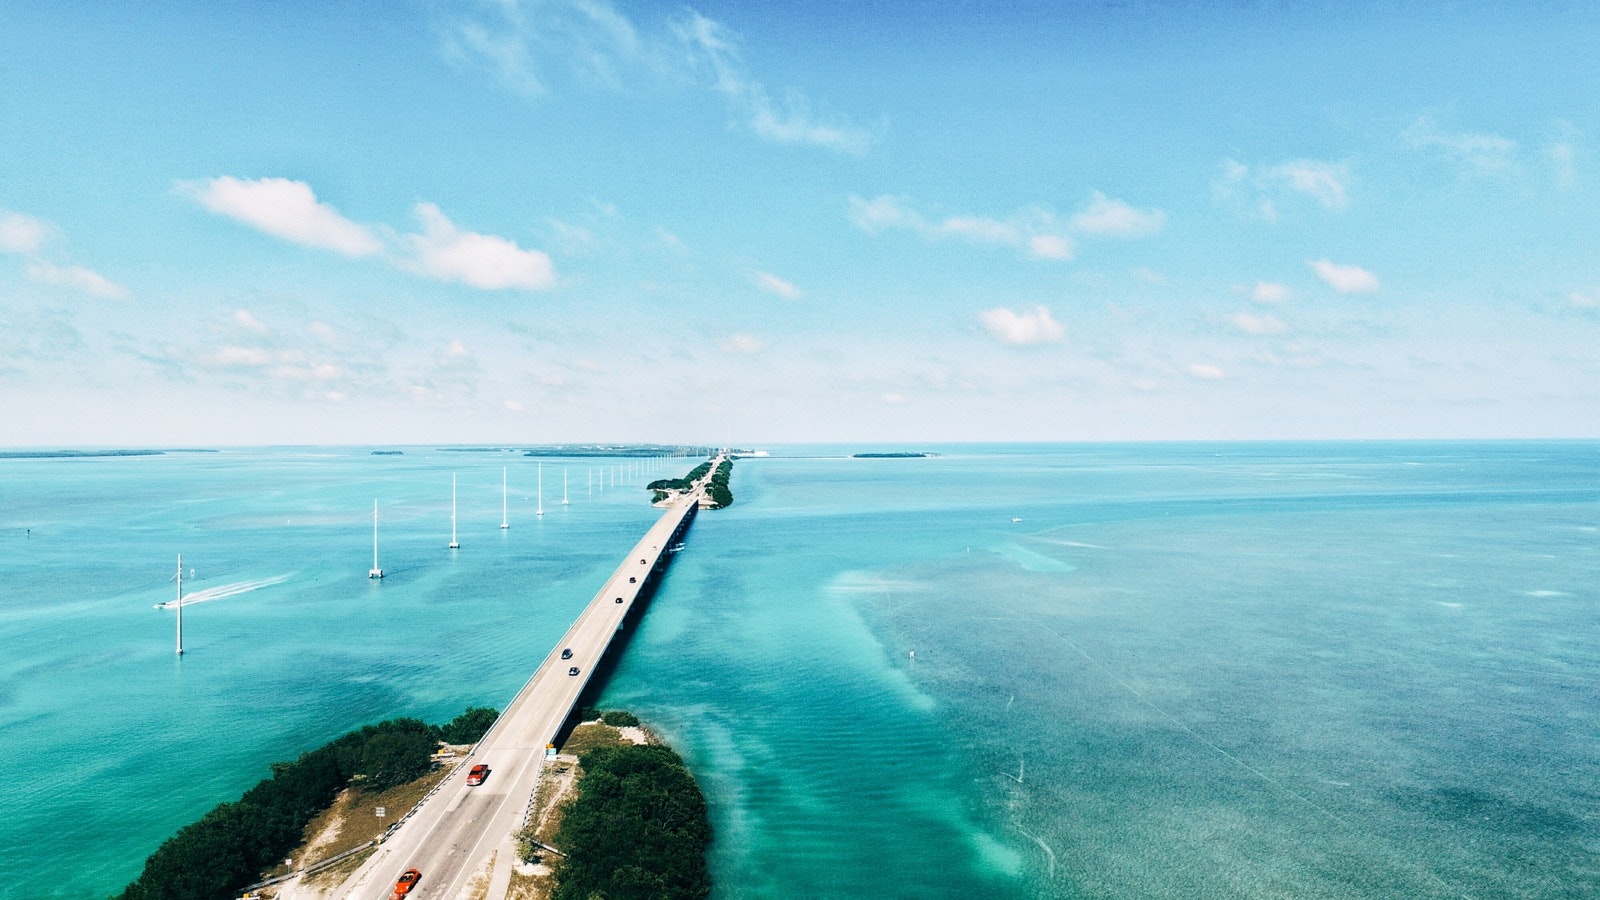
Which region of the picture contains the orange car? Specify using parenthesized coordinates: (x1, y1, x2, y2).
(466, 764, 489, 786)
(392, 868, 421, 898)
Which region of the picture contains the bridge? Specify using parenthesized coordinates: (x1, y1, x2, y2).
(311, 461, 716, 899)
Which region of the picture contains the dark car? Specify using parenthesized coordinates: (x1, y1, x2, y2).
(568, 666, 580, 676)
(615, 596, 624, 603)
(466, 764, 489, 786)
(392, 868, 421, 898)
(561, 648, 573, 659)
(628, 576, 636, 583)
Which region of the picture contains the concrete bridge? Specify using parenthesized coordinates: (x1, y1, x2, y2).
(314, 461, 716, 899)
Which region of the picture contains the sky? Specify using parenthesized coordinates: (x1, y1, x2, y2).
(2, 0, 1597, 446)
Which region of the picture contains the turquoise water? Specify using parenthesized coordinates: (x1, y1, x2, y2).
(2, 444, 1598, 897)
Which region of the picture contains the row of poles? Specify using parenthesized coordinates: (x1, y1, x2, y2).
(167, 451, 717, 656)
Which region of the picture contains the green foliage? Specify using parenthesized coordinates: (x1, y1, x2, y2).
(705, 459, 734, 508)
(599, 710, 639, 727)
(436, 706, 499, 744)
(118, 710, 496, 900)
(551, 745, 712, 900)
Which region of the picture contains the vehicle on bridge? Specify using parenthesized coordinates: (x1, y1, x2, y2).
(568, 666, 580, 676)
(615, 596, 624, 603)
(561, 647, 573, 659)
(391, 868, 421, 898)
(466, 764, 489, 786)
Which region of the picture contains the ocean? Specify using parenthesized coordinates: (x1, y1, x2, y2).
(1, 443, 1596, 898)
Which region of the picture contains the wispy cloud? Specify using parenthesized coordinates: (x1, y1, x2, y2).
(1187, 363, 1225, 380)
(189, 178, 557, 292)
(186, 177, 383, 257)
(0, 211, 48, 254)
(1251, 281, 1290, 304)
(1549, 141, 1577, 189)
(1309, 258, 1380, 294)
(1230, 312, 1287, 335)
(444, 0, 871, 152)
(1, 208, 128, 299)
(719, 331, 766, 354)
(753, 271, 803, 299)
(980, 305, 1065, 346)
(25, 262, 130, 300)
(1569, 290, 1598, 309)
(1215, 157, 1351, 218)
(849, 195, 1074, 260)
(404, 203, 555, 291)
(1069, 191, 1166, 237)
(1404, 117, 1517, 177)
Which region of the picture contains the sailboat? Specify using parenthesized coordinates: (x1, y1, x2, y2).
(449, 474, 461, 549)
(369, 500, 384, 578)
(536, 463, 545, 516)
(174, 553, 185, 656)
(501, 467, 509, 529)
(562, 468, 570, 505)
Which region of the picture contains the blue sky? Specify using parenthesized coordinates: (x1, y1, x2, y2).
(2, 1, 1596, 445)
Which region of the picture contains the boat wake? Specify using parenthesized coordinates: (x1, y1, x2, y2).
(154, 573, 292, 609)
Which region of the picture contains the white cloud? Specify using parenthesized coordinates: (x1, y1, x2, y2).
(446, 1, 869, 153)
(1266, 160, 1349, 209)
(233, 309, 269, 334)
(0, 211, 48, 254)
(1231, 312, 1288, 335)
(1069, 191, 1165, 237)
(1549, 141, 1577, 189)
(979, 305, 1065, 346)
(1570, 291, 1598, 309)
(25, 262, 131, 300)
(754, 271, 803, 299)
(444, 338, 471, 359)
(881, 392, 908, 405)
(1251, 281, 1290, 304)
(504, 399, 525, 412)
(1133, 267, 1166, 285)
(1404, 118, 1517, 176)
(719, 332, 765, 354)
(849, 195, 1073, 260)
(209, 345, 271, 367)
(1187, 363, 1225, 380)
(404, 203, 555, 291)
(1216, 157, 1350, 217)
(189, 177, 383, 257)
(1028, 235, 1073, 260)
(1309, 259, 1380, 294)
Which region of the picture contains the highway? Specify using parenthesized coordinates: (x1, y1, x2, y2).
(315, 470, 710, 900)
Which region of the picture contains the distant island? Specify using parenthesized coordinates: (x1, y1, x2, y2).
(371, 450, 404, 455)
(852, 452, 930, 458)
(1, 449, 172, 459)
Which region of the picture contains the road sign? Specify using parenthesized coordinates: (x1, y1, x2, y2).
(375, 806, 386, 818)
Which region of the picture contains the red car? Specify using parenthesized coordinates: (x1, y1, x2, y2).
(466, 764, 489, 786)
(391, 868, 421, 898)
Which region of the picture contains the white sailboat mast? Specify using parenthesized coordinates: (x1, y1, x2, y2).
(536, 462, 545, 516)
(369, 500, 384, 578)
(562, 468, 569, 505)
(175, 553, 184, 656)
(449, 473, 460, 549)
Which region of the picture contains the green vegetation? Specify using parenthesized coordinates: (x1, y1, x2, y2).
(852, 451, 928, 458)
(705, 458, 734, 509)
(550, 744, 712, 900)
(647, 460, 713, 493)
(117, 708, 497, 900)
(0, 449, 166, 459)
(600, 709, 640, 727)
(436, 705, 499, 744)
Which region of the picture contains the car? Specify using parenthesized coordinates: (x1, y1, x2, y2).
(392, 868, 421, 898)
(640, 558, 646, 564)
(466, 764, 489, 786)
(568, 666, 580, 676)
(615, 596, 624, 603)
(561, 648, 573, 659)
(628, 576, 636, 583)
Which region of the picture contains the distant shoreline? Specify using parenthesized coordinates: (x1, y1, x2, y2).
(0, 449, 218, 459)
